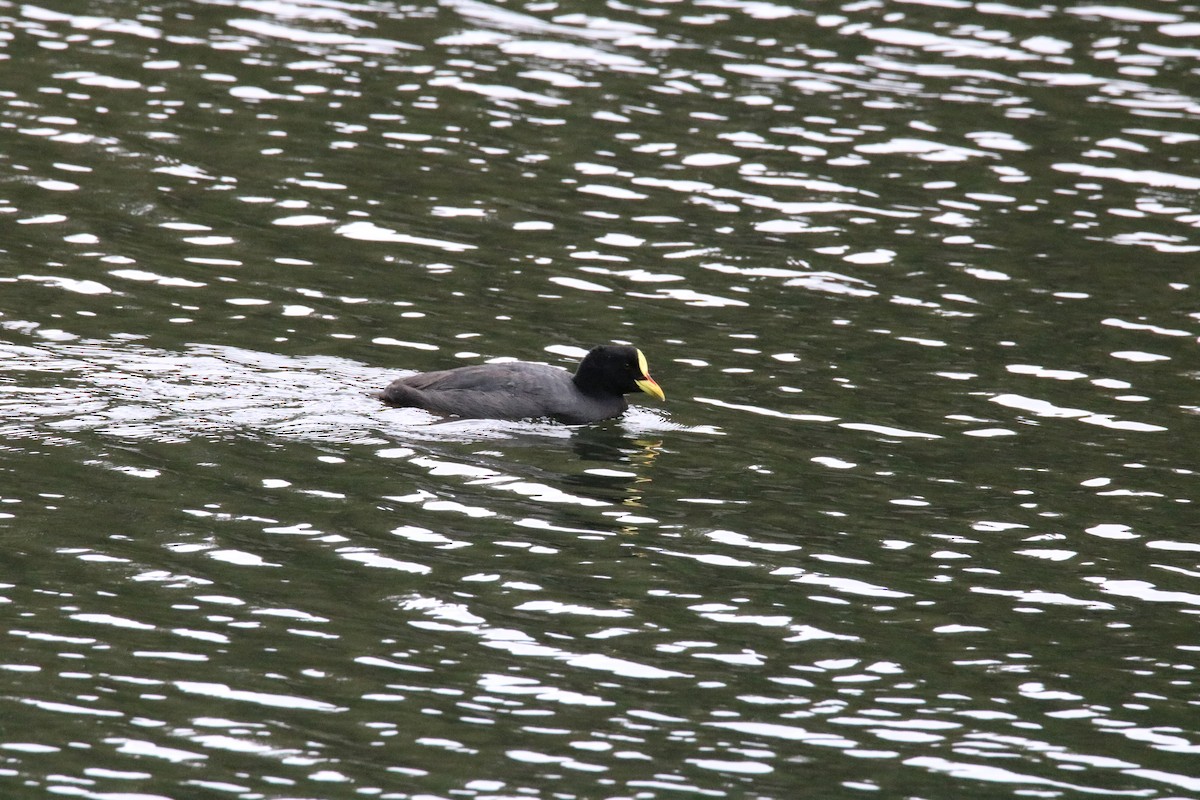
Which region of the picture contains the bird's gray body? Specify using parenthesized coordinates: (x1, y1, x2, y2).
(379, 361, 628, 424)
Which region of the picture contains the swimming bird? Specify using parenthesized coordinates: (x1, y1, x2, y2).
(378, 345, 665, 424)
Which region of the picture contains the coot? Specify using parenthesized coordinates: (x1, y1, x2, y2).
(378, 345, 665, 424)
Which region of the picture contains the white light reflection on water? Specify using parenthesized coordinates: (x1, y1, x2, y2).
(175, 680, 343, 712)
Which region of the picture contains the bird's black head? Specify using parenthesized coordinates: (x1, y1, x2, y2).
(573, 345, 666, 400)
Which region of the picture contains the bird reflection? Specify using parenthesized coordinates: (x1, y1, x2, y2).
(567, 427, 664, 515)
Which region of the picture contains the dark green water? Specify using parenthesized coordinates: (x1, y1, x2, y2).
(2, 1, 1199, 798)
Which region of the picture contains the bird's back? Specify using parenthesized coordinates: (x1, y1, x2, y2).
(380, 361, 619, 421)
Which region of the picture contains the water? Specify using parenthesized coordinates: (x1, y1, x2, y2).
(2, 0, 1200, 798)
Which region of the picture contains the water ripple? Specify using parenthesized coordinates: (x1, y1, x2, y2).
(4, 0, 1200, 796)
